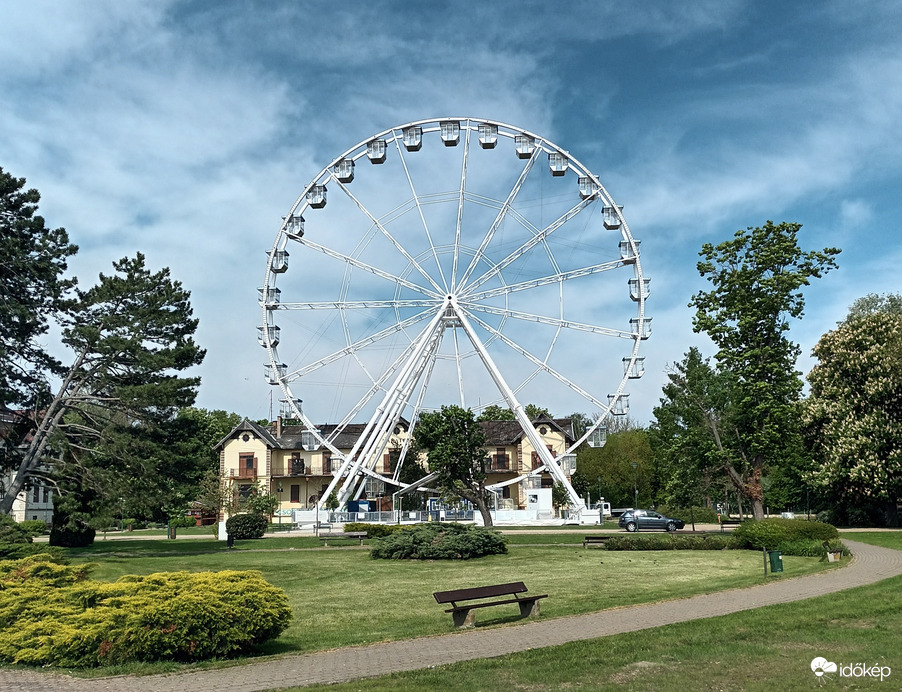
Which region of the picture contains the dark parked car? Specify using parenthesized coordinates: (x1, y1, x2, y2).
(618, 509, 685, 532)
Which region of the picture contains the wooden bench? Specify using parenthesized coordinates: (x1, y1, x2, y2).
(433, 581, 548, 628)
(583, 535, 609, 548)
(318, 531, 367, 546)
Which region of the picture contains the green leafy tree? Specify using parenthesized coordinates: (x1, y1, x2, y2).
(576, 422, 652, 507)
(242, 482, 279, 517)
(324, 490, 340, 512)
(415, 405, 493, 526)
(476, 403, 550, 422)
(397, 453, 430, 511)
(803, 294, 902, 526)
(0, 166, 78, 409)
(551, 482, 569, 516)
(689, 221, 839, 519)
(568, 412, 594, 439)
(650, 348, 732, 510)
(476, 404, 514, 422)
(2, 254, 206, 529)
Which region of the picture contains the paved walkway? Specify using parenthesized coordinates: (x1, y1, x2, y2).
(3, 539, 901, 692)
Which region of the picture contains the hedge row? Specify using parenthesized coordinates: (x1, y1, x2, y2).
(732, 518, 839, 550)
(369, 523, 507, 560)
(603, 534, 737, 551)
(0, 555, 291, 667)
(0, 543, 67, 562)
(344, 522, 409, 538)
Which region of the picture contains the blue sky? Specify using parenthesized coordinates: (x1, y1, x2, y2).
(2, 1, 900, 426)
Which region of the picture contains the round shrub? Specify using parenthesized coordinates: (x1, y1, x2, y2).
(0, 555, 292, 667)
(369, 522, 507, 560)
(0, 516, 32, 544)
(732, 518, 838, 550)
(18, 520, 47, 538)
(226, 513, 268, 539)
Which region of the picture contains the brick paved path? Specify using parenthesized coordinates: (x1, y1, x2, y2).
(2, 539, 900, 692)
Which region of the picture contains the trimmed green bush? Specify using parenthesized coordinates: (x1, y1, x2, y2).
(369, 522, 507, 560)
(226, 513, 268, 539)
(168, 515, 197, 529)
(344, 522, 409, 538)
(655, 505, 720, 524)
(0, 516, 31, 544)
(603, 534, 738, 551)
(732, 518, 839, 550)
(0, 554, 291, 667)
(0, 543, 66, 561)
(776, 539, 848, 558)
(18, 520, 47, 538)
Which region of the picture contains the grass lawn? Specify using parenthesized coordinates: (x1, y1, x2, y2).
(65, 535, 838, 662)
(840, 530, 902, 551)
(289, 572, 902, 692)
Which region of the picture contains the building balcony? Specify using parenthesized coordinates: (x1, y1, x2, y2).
(488, 456, 511, 472)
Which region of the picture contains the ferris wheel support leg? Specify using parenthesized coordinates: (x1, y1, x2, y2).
(453, 302, 585, 511)
(321, 307, 448, 510)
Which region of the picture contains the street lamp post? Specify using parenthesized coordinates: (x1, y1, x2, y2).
(277, 483, 283, 530)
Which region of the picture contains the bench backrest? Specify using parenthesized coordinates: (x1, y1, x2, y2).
(434, 581, 528, 604)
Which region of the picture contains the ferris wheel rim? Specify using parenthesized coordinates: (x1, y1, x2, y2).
(259, 117, 650, 505)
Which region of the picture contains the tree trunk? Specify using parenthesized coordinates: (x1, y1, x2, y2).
(747, 461, 765, 520)
(473, 495, 494, 527)
(885, 500, 899, 528)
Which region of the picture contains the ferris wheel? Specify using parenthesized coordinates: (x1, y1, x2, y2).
(260, 118, 650, 510)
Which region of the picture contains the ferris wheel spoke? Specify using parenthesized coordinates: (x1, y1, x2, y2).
(450, 122, 471, 292)
(460, 302, 632, 338)
(284, 308, 433, 381)
(278, 299, 438, 310)
(391, 135, 448, 292)
(451, 327, 466, 407)
(457, 148, 542, 290)
(331, 177, 445, 295)
(465, 310, 610, 411)
(322, 329, 429, 449)
(293, 236, 442, 299)
(460, 196, 595, 295)
(459, 259, 627, 302)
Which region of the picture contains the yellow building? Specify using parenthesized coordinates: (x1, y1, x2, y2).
(215, 415, 575, 520)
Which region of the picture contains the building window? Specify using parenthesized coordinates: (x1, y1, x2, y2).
(323, 451, 332, 474)
(32, 486, 39, 503)
(42, 488, 50, 503)
(290, 484, 301, 503)
(239, 453, 257, 478)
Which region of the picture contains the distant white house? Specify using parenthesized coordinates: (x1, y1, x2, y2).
(1, 409, 54, 524)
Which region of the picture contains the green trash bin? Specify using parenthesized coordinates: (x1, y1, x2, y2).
(767, 550, 783, 573)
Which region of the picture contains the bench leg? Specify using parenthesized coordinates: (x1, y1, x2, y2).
(452, 609, 475, 628)
(519, 599, 541, 618)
